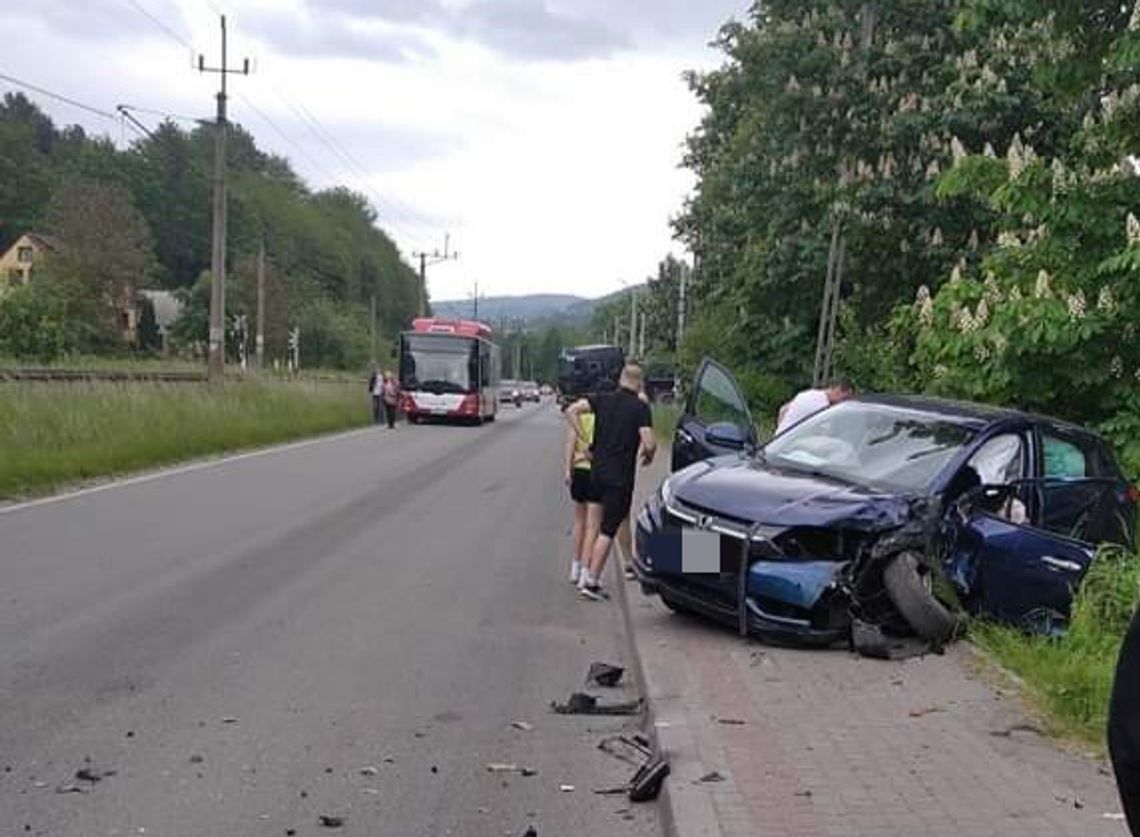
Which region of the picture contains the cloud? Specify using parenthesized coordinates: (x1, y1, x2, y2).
(453, 0, 627, 61)
(7, 0, 193, 44)
(242, 8, 435, 63)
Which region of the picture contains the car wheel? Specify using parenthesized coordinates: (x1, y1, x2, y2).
(882, 551, 961, 644)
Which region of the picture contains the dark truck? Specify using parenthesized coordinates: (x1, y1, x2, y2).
(557, 344, 624, 403)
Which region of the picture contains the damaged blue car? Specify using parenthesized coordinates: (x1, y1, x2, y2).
(634, 359, 1137, 651)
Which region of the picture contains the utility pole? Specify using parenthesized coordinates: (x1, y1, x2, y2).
(255, 239, 266, 372)
(198, 14, 250, 386)
(629, 289, 637, 359)
(413, 235, 459, 318)
(639, 305, 647, 358)
(676, 261, 688, 350)
(370, 294, 378, 364)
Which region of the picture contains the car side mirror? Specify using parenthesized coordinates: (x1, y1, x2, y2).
(706, 421, 749, 451)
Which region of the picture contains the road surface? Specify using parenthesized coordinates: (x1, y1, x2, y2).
(0, 404, 659, 837)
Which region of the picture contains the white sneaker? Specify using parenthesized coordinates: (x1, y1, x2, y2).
(569, 561, 582, 584)
(578, 571, 597, 590)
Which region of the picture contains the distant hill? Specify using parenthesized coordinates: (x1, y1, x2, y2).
(432, 293, 591, 325)
(431, 288, 641, 327)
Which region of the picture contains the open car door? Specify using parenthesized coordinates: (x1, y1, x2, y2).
(672, 358, 756, 473)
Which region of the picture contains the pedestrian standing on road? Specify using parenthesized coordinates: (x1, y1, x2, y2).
(1109, 607, 1140, 835)
(563, 401, 602, 586)
(368, 366, 384, 426)
(775, 378, 854, 435)
(382, 370, 400, 429)
(565, 363, 656, 600)
(614, 386, 652, 581)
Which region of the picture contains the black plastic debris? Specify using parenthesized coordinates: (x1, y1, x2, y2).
(850, 618, 932, 660)
(598, 735, 652, 767)
(521, 827, 537, 837)
(586, 662, 625, 688)
(696, 771, 725, 783)
(550, 693, 643, 716)
(318, 814, 345, 828)
(55, 784, 88, 794)
(628, 755, 670, 803)
(75, 767, 115, 784)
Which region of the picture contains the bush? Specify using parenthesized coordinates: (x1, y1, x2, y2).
(0, 284, 69, 361)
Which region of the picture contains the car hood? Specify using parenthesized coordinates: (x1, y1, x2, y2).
(669, 456, 922, 532)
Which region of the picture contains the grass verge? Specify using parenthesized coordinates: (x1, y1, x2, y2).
(652, 403, 679, 443)
(973, 545, 1140, 747)
(0, 380, 372, 499)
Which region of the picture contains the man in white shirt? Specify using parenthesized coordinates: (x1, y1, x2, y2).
(776, 378, 854, 435)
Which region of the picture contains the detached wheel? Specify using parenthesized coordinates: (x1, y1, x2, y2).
(882, 551, 960, 643)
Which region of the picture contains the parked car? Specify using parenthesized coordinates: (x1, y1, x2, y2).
(521, 381, 541, 402)
(634, 359, 1136, 651)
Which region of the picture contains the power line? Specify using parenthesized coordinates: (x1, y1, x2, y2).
(0, 70, 118, 121)
(123, 0, 193, 49)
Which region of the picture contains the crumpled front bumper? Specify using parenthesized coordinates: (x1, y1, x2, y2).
(633, 497, 850, 646)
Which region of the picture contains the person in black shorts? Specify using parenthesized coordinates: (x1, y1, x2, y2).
(565, 362, 656, 599)
(563, 401, 601, 586)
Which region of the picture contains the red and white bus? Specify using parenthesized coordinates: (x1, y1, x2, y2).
(399, 318, 501, 424)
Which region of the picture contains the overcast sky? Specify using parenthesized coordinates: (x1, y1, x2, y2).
(0, 0, 750, 302)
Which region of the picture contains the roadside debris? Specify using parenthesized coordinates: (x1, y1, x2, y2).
(715, 717, 747, 726)
(484, 763, 537, 777)
(628, 755, 670, 803)
(559, 784, 575, 792)
(54, 784, 88, 794)
(510, 720, 534, 732)
(696, 771, 725, 784)
(550, 692, 643, 716)
(586, 662, 625, 687)
(988, 723, 1045, 738)
(317, 814, 345, 828)
(598, 735, 652, 767)
(521, 827, 538, 837)
(75, 766, 116, 783)
(907, 706, 945, 718)
(359, 765, 380, 776)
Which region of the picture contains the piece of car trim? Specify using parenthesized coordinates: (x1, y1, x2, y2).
(1040, 555, 1084, 573)
(745, 597, 813, 628)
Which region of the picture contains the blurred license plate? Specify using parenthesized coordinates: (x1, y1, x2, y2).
(681, 530, 721, 574)
(432, 407, 449, 415)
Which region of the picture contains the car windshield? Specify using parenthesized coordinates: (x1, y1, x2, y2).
(763, 401, 976, 492)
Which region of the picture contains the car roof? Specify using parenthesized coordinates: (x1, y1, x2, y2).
(855, 393, 1105, 441)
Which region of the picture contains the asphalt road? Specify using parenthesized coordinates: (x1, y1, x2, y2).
(0, 403, 660, 837)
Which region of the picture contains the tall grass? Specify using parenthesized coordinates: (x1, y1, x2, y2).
(975, 545, 1140, 746)
(0, 381, 371, 499)
(652, 403, 680, 442)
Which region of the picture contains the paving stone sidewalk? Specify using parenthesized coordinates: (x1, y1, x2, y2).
(619, 466, 1130, 837)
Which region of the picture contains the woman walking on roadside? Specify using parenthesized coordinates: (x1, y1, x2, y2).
(382, 370, 400, 429)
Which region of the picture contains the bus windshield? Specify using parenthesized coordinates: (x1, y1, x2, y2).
(401, 334, 476, 394)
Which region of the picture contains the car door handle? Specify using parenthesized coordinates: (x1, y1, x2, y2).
(677, 429, 694, 445)
(1041, 556, 1083, 573)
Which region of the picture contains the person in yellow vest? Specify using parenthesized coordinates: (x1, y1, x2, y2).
(563, 401, 602, 585)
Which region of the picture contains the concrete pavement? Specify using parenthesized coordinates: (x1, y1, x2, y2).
(0, 403, 659, 837)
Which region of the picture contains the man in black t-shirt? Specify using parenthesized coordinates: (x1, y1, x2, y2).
(566, 363, 656, 599)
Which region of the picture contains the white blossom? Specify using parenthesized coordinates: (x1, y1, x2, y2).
(997, 231, 1022, 248)
(975, 298, 990, 326)
(1112, 356, 1125, 378)
(1127, 212, 1140, 245)
(786, 75, 801, 93)
(1009, 285, 1023, 303)
(1098, 286, 1118, 314)
(949, 264, 963, 284)
(919, 297, 934, 326)
(933, 364, 948, 379)
(1034, 270, 1053, 299)
(950, 136, 968, 162)
(926, 159, 942, 180)
(1129, 1, 1140, 31)
(915, 285, 931, 304)
(1007, 133, 1026, 179)
(974, 343, 991, 362)
(968, 229, 980, 251)
(983, 142, 997, 159)
(1066, 290, 1087, 319)
(984, 275, 1002, 305)
(931, 227, 944, 247)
